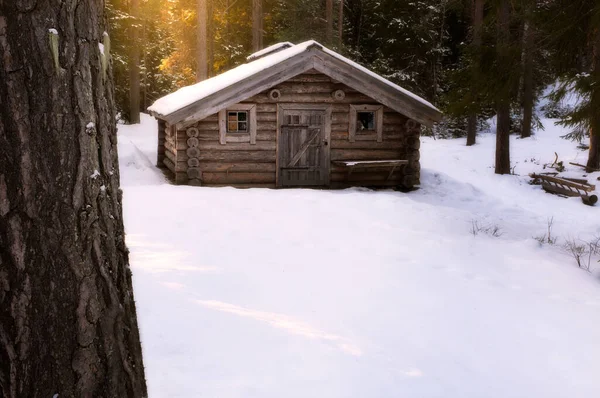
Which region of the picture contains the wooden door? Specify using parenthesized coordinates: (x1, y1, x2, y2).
(278, 107, 331, 187)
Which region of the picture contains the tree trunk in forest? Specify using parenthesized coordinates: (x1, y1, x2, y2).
(208, 0, 214, 77)
(587, 28, 600, 171)
(252, 0, 263, 53)
(129, 0, 141, 124)
(495, 0, 511, 174)
(326, 0, 334, 45)
(338, 0, 344, 49)
(466, 0, 484, 146)
(197, 0, 208, 81)
(0, 2, 147, 397)
(521, 20, 534, 138)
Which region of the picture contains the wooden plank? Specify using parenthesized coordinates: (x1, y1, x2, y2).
(255, 103, 277, 112)
(330, 172, 403, 182)
(383, 113, 411, 125)
(203, 183, 277, 189)
(257, 121, 278, 131)
(330, 140, 406, 149)
(164, 149, 177, 164)
(285, 74, 334, 83)
(331, 149, 405, 161)
(202, 172, 276, 184)
(332, 160, 408, 168)
(218, 109, 227, 144)
(330, 181, 402, 189)
(250, 92, 376, 104)
(194, 151, 277, 162)
(163, 157, 176, 173)
(197, 162, 276, 173)
(198, 142, 276, 151)
(257, 112, 277, 122)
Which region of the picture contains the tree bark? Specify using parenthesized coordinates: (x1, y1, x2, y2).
(252, 0, 263, 53)
(521, 20, 534, 138)
(495, 0, 511, 174)
(129, 0, 141, 124)
(197, 0, 208, 81)
(0, 2, 147, 397)
(466, 0, 484, 146)
(326, 0, 334, 45)
(587, 27, 600, 171)
(338, 0, 344, 49)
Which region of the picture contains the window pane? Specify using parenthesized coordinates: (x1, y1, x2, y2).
(237, 112, 247, 121)
(238, 122, 247, 131)
(357, 112, 375, 130)
(228, 112, 237, 122)
(228, 122, 238, 131)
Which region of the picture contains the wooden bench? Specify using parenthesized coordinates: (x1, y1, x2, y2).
(333, 159, 408, 180)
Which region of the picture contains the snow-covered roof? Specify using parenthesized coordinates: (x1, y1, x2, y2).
(148, 41, 442, 127)
(247, 42, 294, 62)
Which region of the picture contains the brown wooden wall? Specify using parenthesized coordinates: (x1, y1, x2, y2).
(158, 70, 421, 188)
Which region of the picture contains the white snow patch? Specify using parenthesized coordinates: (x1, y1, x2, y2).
(98, 43, 105, 56)
(90, 170, 100, 179)
(119, 113, 600, 397)
(100, 185, 106, 192)
(247, 42, 294, 61)
(86, 122, 95, 129)
(48, 28, 58, 34)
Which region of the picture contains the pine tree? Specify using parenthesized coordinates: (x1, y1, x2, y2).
(466, 0, 484, 146)
(197, 0, 208, 81)
(495, 0, 512, 174)
(129, 0, 141, 123)
(253, 0, 264, 52)
(542, 0, 600, 171)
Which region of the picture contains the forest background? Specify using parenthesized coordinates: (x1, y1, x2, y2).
(108, 0, 600, 171)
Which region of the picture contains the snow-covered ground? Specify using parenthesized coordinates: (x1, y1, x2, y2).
(118, 114, 600, 398)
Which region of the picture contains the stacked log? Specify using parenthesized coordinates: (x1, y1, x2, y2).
(185, 127, 202, 185)
(402, 120, 421, 189)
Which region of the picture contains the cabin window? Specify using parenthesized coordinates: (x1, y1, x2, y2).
(349, 105, 384, 143)
(218, 104, 257, 145)
(357, 112, 375, 131)
(227, 111, 248, 133)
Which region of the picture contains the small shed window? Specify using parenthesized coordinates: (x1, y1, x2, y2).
(357, 112, 375, 131)
(218, 104, 257, 145)
(228, 111, 248, 133)
(349, 105, 384, 142)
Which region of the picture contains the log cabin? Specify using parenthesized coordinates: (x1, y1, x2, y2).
(147, 41, 442, 189)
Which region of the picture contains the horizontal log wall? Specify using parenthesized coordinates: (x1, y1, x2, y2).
(173, 69, 421, 188)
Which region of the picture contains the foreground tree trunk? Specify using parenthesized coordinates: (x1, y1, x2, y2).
(466, 0, 484, 146)
(495, 0, 511, 174)
(0, 2, 147, 397)
(252, 0, 263, 53)
(129, 0, 141, 124)
(197, 0, 208, 81)
(588, 28, 600, 171)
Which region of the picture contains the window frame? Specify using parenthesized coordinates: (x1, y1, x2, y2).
(219, 104, 257, 145)
(227, 110, 249, 133)
(349, 104, 383, 143)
